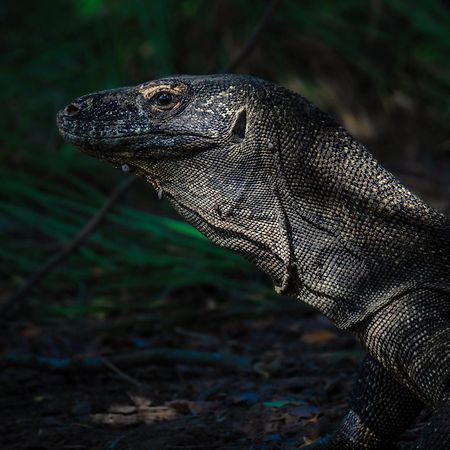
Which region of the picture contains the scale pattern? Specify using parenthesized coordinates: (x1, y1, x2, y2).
(57, 74, 450, 448)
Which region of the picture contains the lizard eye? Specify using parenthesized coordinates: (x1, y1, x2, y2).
(154, 91, 175, 109)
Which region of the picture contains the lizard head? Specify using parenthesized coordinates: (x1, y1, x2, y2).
(57, 74, 298, 289)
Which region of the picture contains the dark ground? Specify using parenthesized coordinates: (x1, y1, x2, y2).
(1, 286, 430, 450)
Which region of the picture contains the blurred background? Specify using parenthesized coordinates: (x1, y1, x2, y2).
(1, 1, 450, 448)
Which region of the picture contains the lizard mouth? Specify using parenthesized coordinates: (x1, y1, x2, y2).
(57, 113, 215, 160)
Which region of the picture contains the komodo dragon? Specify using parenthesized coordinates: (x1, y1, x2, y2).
(57, 75, 450, 449)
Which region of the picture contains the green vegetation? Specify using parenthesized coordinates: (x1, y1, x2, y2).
(2, 0, 449, 319)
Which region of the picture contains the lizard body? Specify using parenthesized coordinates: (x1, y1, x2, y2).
(57, 75, 450, 448)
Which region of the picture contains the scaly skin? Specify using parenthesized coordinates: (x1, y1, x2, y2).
(57, 75, 450, 448)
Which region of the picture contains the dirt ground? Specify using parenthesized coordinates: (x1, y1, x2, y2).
(1, 287, 427, 450)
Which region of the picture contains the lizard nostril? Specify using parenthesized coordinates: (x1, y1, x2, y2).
(64, 103, 81, 117)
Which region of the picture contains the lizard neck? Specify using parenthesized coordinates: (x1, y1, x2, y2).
(273, 108, 449, 328)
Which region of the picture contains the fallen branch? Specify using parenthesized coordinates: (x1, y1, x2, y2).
(63, 303, 310, 335)
(100, 355, 145, 389)
(1, 175, 136, 316)
(1, 348, 253, 373)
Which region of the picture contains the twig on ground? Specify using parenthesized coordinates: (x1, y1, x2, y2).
(1, 348, 253, 373)
(225, 0, 282, 73)
(1, 175, 136, 317)
(100, 356, 145, 389)
(60, 303, 309, 335)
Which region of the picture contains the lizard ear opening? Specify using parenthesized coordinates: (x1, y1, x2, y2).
(231, 108, 247, 143)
